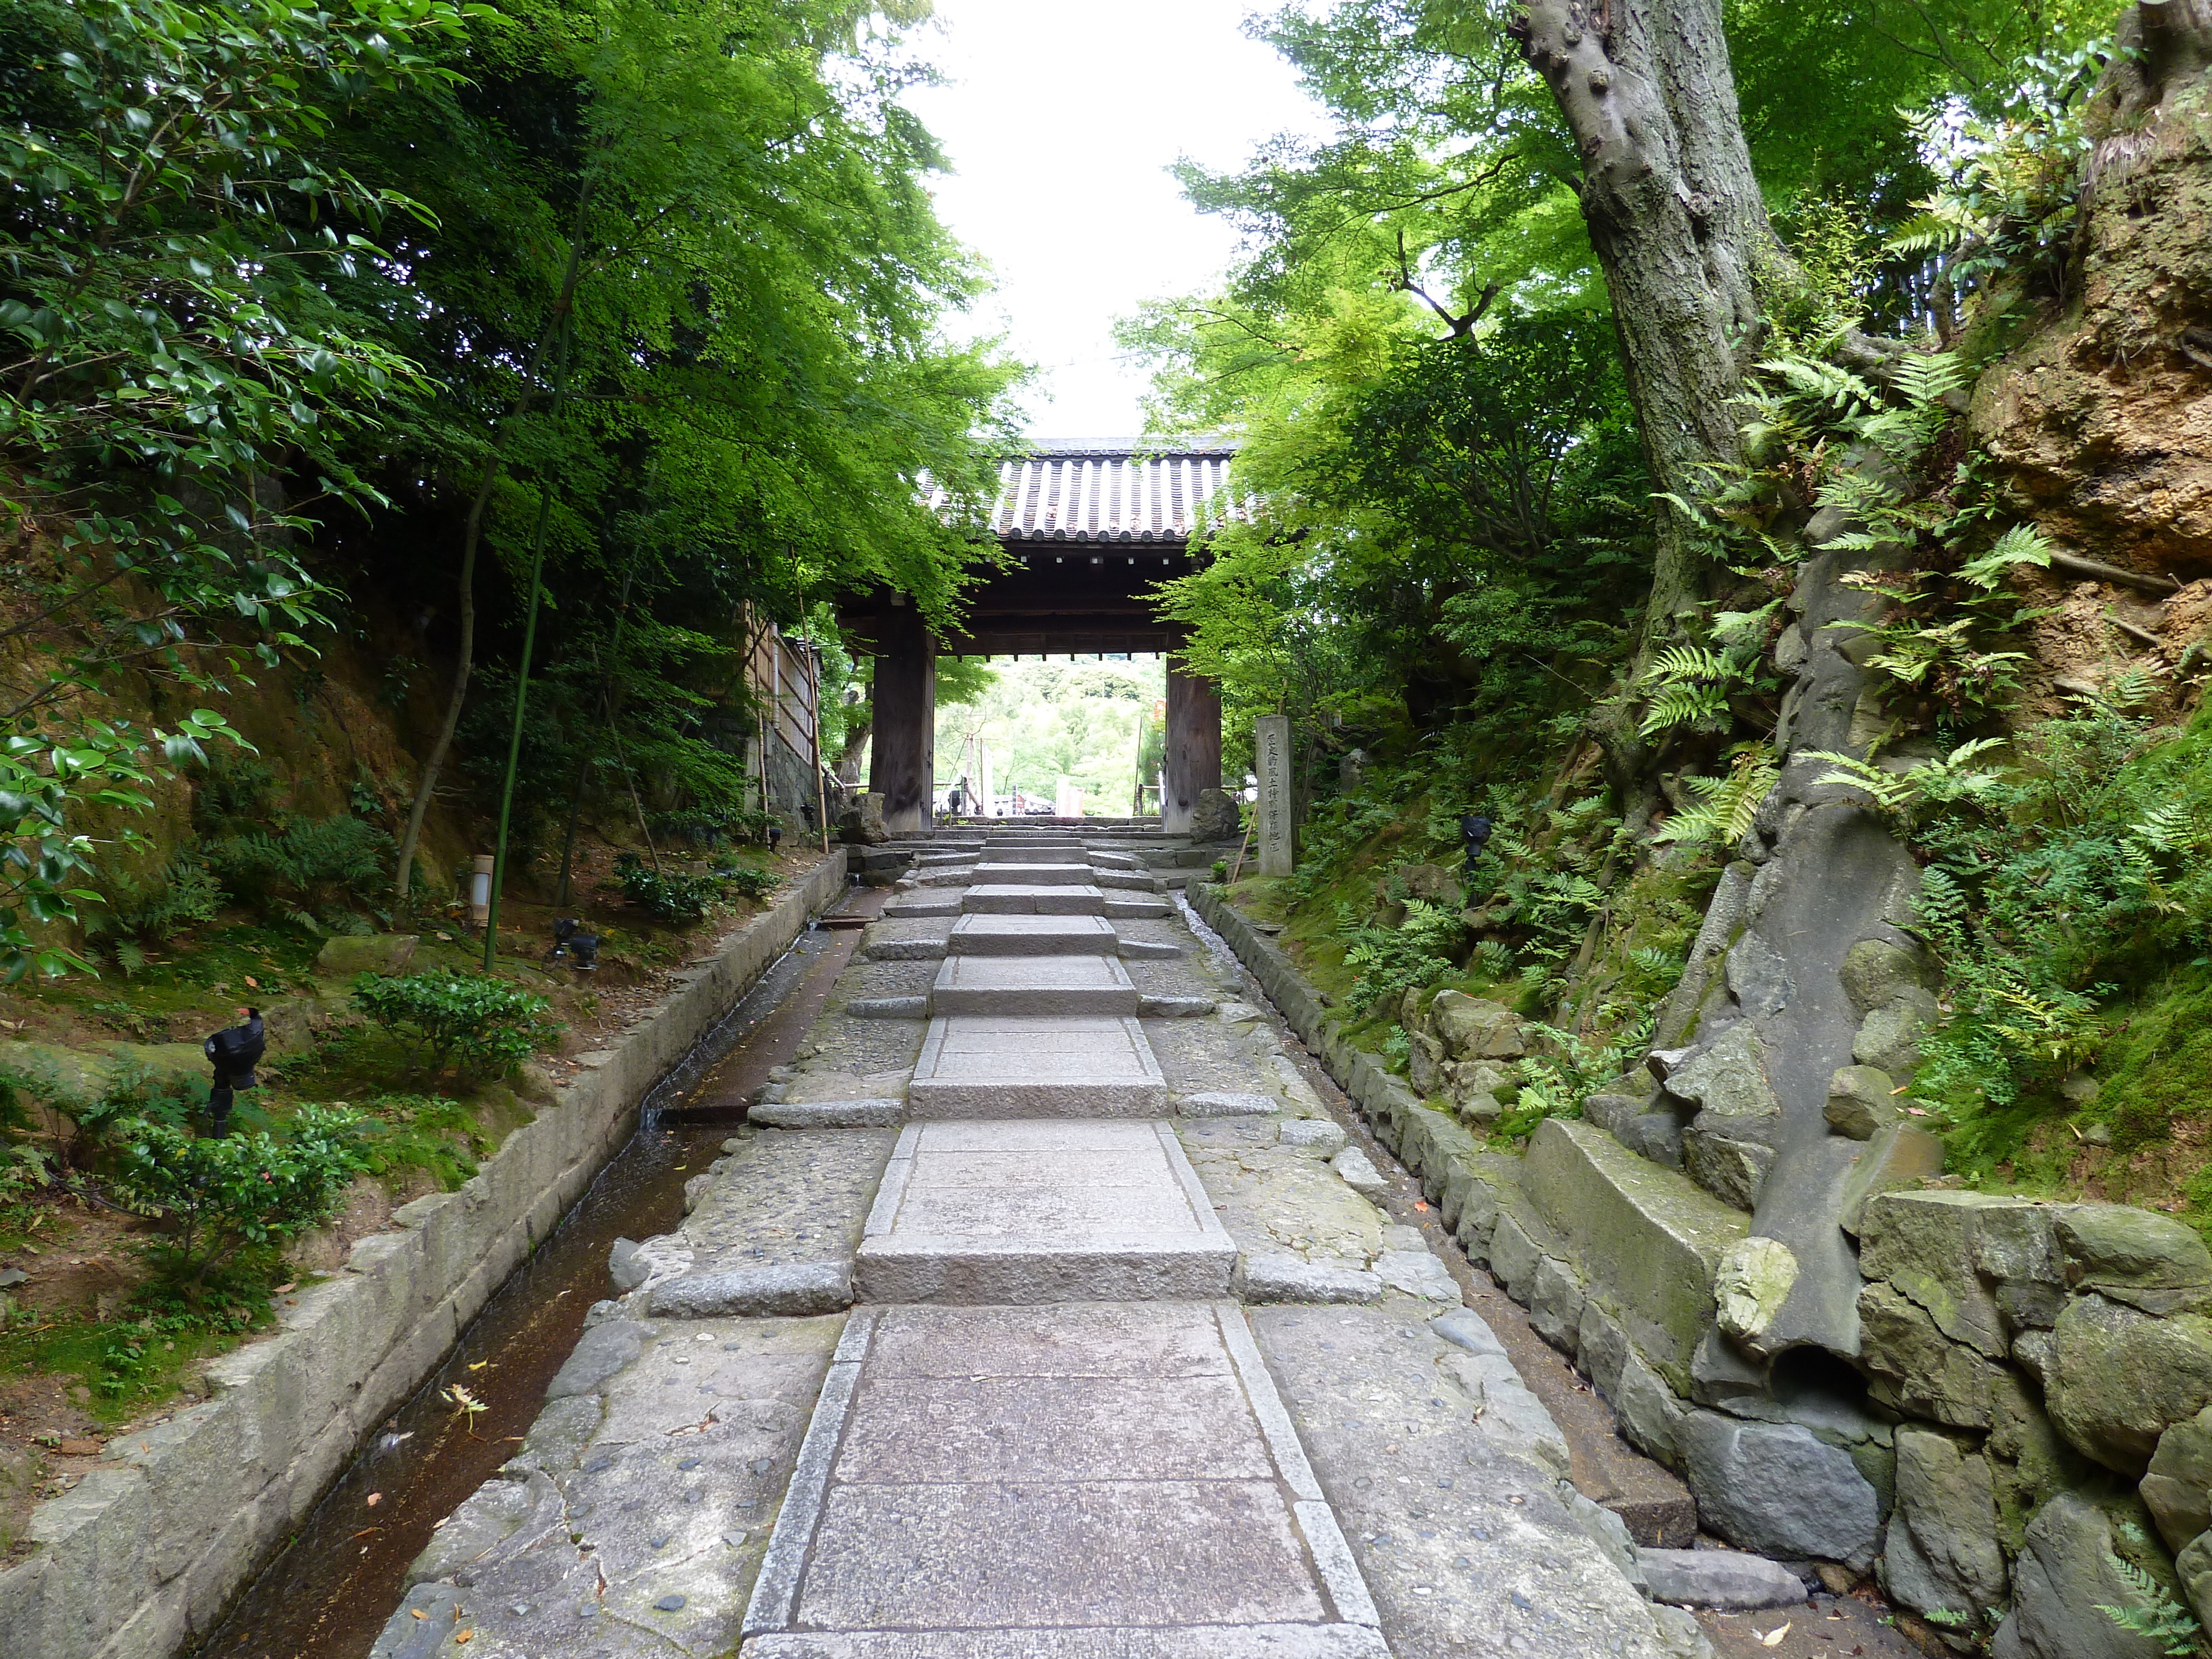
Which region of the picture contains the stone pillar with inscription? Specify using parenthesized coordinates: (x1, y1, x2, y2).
(1254, 713, 1293, 877)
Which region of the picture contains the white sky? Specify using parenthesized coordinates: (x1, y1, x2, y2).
(902, 0, 1333, 441)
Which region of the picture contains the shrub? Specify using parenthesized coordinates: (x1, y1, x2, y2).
(111, 1106, 367, 1302)
(205, 814, 392, 933)
(614, 852, 727, 921)
(712, 859, 781, 901)
(1340, 898, 1464, 1015)
(352, 972, 558, 1081)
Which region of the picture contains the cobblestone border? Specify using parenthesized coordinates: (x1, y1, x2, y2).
(1, 852, 849, 1659)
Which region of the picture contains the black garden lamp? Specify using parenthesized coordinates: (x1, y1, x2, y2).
(550, 917, 600, 971)
(202, 1006, 265, 1138)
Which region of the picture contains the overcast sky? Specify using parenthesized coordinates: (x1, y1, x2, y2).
(902, 0, 1332, 441)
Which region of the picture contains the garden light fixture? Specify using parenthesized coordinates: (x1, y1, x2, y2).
(202, 1006, 265, 1138)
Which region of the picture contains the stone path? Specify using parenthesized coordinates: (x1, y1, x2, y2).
(373, 828, 1718, 1659)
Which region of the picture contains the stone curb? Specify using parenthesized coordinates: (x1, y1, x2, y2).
(0, 852, 851, 1659)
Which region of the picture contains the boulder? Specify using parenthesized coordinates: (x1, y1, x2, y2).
(1683, 1125, 1775, 1212)
(1452, 1057, 1516, 1099)
(1428, 991, 1525, 1060)
(2179, 1530, 2212, 1631)
(1618, 1111, 1687, 1170)
(1975, 1203, 2067, 1333)
(1396, 862, 1460, 905)
(2000, 1491, 2172, 1659)
(1661, 1023, 1781, 1120)
(1823, 1064, 1899, 1139)
(837, 792, 889, 845)
(315, 932, 418, 977)
(2143, 1405, 2212, 1552)
(1408, 1030, 1449, 1097)
(1639, 1548, 1805, 1610)
(2047, 1295, 2212, 1476)
(1713, 1237, 1799, 1355)
(1853, 993, 1938, 1074)
(1189, 786, 1243, 842)
(1677, 1411, 1882, 1568)
(2056, 1206, 2212, 1307)
(1859, 1281, 2010, 1429)
(1859, 1192, 2011, 1359)
(1519, 1119, 1747, 1373)
(1880, 1427, 2008, 1622)
(1840, 937, 1933, 1014)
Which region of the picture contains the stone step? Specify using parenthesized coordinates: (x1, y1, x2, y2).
(928, 953, 1141, 1016)
(1104, 896, 1172, 921)
(948, 913, 1120, 956)
(962, 884, 1105, 915)
(852, 1121, 1238, 1303)
(907, 1014, 1168, 1117)
(971, 861, 1097, 884)
(978, 844, 1089, 864)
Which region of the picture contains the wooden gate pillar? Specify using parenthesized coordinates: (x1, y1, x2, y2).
(1162, 659, 1222, 834)
(869, 603, 936, 832)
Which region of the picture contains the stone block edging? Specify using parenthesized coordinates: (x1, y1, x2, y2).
(1, 851, 849, 1659)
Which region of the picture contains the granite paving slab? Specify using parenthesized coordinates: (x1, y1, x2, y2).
(853, 1120, 1235, 1302)
(968, 860, 1099, 885)
(928, 951, 1141, 1015)
(961, 883, 1107, 915)
(738, 1303, 1383, 1655)
(946, 912, 1119, 954)
(907, 1014, 1169, 1117)
(371, 1314, 845, 1659)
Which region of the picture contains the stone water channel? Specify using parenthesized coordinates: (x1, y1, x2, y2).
(192, 893, 885, 1659)
(346, 826, 1855, 1659)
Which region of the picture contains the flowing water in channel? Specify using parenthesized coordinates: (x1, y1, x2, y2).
(190, 892, 876, 1659)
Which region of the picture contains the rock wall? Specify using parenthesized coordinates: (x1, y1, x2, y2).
(0, 853, 849, 1659)
(1196, 880, 2212, 1658)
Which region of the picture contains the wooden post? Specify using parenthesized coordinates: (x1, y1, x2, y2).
(1162, 659, 1222, 833)
(869, 601, 935, 832)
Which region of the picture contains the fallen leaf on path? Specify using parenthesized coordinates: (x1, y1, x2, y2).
(1760, 1623, 1791, 1646)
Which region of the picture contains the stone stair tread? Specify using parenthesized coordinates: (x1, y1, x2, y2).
(961, 883, 1107, 915)
(928, 953, 1140, 1016)
(907, 1014, 1169, 1117)
(947, 912, 1119, 954)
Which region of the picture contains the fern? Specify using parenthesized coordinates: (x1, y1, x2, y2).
(1806, 738, 2007, 823)
(2098, 1545, 2204, 1657)
(1957, 523, 2055, 588)
(1653, 747, 1780, 846)
(1891, 351, 1969, 409)
(2131, 801, 2201, 855)
(1757, 354, 1879, 419)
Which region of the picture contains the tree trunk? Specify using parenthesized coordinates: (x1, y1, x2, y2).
(1512, 0, 1791, 786)
(393, 184, 595, 905)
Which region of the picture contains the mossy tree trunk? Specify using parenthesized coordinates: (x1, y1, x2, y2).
(1512, 0, 1792, 792)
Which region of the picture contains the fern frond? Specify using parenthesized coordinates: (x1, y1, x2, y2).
(1891, 351, 1969, 409)
(1639, 682, 1731, 737)
(1648, 645, 1729, 682)
(1957, 523, 2055, 588)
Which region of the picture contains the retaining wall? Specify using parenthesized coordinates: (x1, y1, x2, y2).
(1192, 880, 2212, 1657)
(1, 851, 848, 1659)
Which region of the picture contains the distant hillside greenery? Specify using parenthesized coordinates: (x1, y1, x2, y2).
(935, 656, 1167, 815)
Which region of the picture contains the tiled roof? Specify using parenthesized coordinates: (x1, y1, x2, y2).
(933, 440, 1242, 544)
